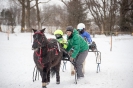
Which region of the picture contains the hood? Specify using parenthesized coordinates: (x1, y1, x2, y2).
(72, 29, 79, 36)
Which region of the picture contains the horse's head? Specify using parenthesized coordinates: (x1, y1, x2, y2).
(32, 28, 47, 51)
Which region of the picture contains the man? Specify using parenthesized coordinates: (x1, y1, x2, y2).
(66, 26, 89, 79)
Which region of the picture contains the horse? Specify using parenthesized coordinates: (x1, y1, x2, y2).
(32, 28, 63, 88)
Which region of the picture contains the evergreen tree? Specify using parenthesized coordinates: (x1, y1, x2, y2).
(67, 0, 87, 28)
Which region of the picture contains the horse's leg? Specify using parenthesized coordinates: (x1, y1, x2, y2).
(71, 60, 85, 75)
(55, 61, 61, 84)
(47, 70, 50, 85)
(71, 63, 75, 75)
(42, 67, 48, 88)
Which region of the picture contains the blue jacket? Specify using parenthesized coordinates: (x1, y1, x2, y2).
(80, 31, 92, 44)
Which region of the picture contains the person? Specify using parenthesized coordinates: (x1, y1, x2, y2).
(77, 23, 92, 44)
(65, 26, 89, 79)
(54, 29, 69, 60)
(54, 29, 67, 49)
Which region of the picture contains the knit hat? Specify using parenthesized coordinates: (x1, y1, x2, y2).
(66, 26, 74, 32)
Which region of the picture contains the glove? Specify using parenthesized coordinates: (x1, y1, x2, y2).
(61, 43, 64, 47)
(70, 57, 74, 62)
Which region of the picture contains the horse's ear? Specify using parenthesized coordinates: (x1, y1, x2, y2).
(41, 28, 46, 33)
(32, 29, 37, 33)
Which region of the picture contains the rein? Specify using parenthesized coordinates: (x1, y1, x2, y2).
(35, 48, 44, 67)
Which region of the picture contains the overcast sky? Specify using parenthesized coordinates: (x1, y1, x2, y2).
(0, 0, 65, 11)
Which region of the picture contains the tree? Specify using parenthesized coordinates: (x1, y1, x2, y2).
(61, 0, 88, 28)
(0, 0, 21, 33)
(119, 0, 133, 32)
(1, 8, 17, 33)
(85, 0, 119, 34)
(41, 4, 68, 33)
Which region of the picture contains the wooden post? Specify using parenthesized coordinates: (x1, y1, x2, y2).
(110, 33, 112, 51)
(31, 29, 32, 43)
(7, 29, 9, 40)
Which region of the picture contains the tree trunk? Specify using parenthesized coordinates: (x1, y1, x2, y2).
(25, 0, 31, 32)
(36, 0, 41, 30)
(21, 0, 25, 33)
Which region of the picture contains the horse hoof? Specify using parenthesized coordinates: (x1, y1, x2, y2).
(42, 86, 47, 88)
(56, 81, 60, 84)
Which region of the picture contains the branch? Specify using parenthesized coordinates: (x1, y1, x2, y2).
(12, 0, 21, 7)
(60, 0, 68, 7)
(30, 0, 51, 9)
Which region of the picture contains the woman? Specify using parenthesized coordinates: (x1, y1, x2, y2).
(66, 26, 89, 79)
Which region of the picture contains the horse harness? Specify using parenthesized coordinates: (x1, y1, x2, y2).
(34, 32, 61, 67)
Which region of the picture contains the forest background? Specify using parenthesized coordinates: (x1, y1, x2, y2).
(0, 0, 133, 35)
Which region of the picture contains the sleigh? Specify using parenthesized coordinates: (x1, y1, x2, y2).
(61, 41, 101, 84)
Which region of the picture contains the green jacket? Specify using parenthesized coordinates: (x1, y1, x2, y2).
(66, 29, 89, 59)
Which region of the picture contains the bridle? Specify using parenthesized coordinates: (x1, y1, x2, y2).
(33, 31, 45, 47)
(33, 31, 46, 67)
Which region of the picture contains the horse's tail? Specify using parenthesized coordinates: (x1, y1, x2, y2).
(50, 67, 56, 77)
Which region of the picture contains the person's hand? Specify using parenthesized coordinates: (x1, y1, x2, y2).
(70, 57, 74, 62)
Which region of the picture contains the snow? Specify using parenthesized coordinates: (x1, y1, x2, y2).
(0, 32, 133, 88)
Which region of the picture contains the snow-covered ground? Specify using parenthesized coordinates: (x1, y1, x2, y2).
(0, 32, 133, 88)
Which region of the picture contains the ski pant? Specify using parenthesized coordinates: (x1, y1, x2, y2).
(75, 50, 88, 77)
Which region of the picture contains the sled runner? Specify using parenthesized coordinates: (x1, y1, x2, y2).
(88, 41, 101, 73)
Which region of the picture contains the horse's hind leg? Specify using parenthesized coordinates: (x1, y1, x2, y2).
(71, 63, 75, 75)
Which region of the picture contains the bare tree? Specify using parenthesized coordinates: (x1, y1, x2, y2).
(1, 0, 21, 33)
(85, 0, 119, 34)
(41, 4, 67, 33)
(85, 0, 106, 34)
(17, 0, 26, 32)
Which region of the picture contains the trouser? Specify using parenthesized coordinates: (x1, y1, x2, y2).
(75, 50, 88, 77)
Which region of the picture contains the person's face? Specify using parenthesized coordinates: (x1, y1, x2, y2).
(66, 31, 72, 37)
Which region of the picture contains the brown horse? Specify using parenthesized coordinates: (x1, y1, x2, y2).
(32, 28, 63, 88)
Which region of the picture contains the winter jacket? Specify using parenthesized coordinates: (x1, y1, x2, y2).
(81, 31, 92, 44)
(66, 29, 89, 59)
(57, 38, 67, 49)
